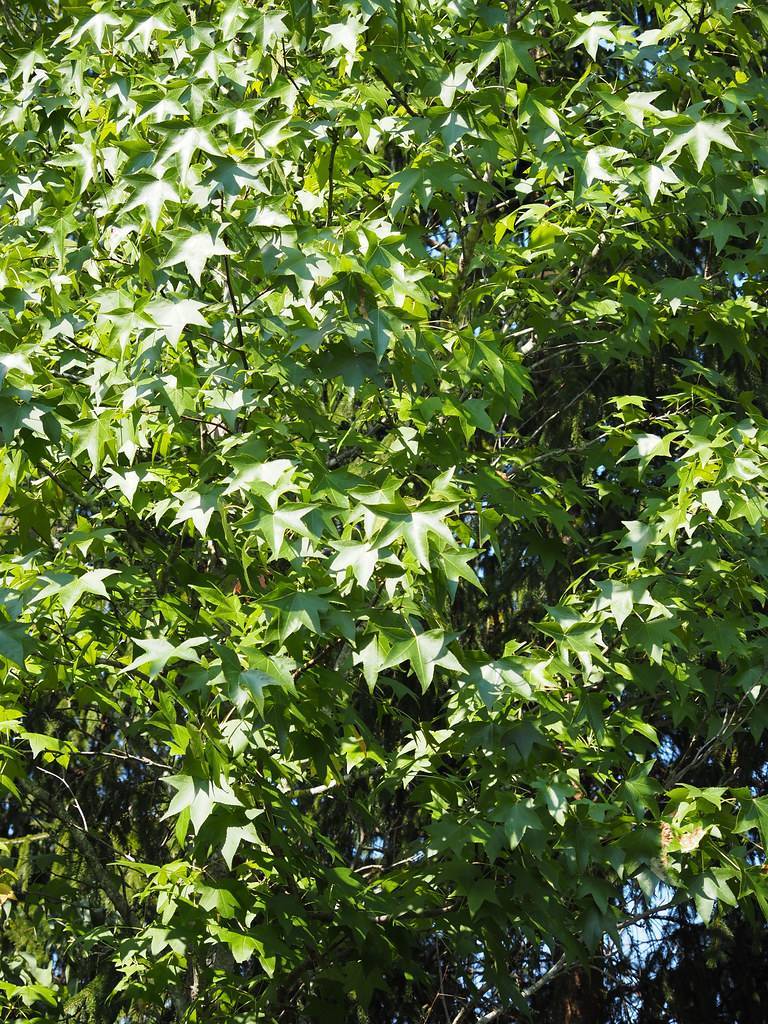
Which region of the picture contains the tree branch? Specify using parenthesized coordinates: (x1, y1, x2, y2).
(326, 128, 339, 226)
(452, 898, 680, 1024)
(443, 165, 494, 324)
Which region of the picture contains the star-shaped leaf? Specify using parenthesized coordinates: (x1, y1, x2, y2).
(125, 636, 207, 678)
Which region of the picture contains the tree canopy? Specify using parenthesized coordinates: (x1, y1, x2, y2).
(1, 0, 768, 1021)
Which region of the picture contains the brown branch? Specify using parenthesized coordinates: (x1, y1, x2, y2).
(222, 251, 248, 370)
(452, 897, 680, 1024)
(71, 748, 169, 771)
(326, 129, 339, 226)
(506, 0, 537, 32)
(219, 200, 248, 370)
(372, 66, 418, 116)
(39, 464, 91, 507)
(443, 165, 494, 324)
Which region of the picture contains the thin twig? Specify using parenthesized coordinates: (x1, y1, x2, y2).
(451, 896, 679, 1024)
(219, 199, 248, 369)
(523, 364, 609, 447)
(34, 766, 89, 833)
(23, 777, 137, 925)
(436, 938, 453, 1024)
(326, 128, 339, 226)
(71, 748, 169, 771)
(39, 465, 91, 507)
(372, 66, 418, 116)
(222, 252, 248, 369)
(506, 0, 537, 32)
(443, 165, 495, 324)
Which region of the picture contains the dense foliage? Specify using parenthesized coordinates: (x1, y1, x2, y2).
(1, 0, 768, 1020)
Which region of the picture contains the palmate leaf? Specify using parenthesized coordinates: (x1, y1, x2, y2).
(377, 506, 458, 569)
(639, 161, 680, 204)
(383, 630, 464, 692)
(33, 569, 120, 615)
(170, 488, 222, 536)
(162, 228, 232, 285)
(162, 773, 242, 833)
(124, 176, 180, 229)
(661, 117, 740, 172)
(158, 125, 222, 185)
(567, 12, 618, 60)
(352, 632, 390, 692)
(235, 667, 296, 714)
(52, 568, 120, 616)
(145, 297, 209, 347)
(251, 505, 316, 558)
(124, 636, 207, 678)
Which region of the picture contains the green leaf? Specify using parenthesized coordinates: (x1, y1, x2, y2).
(53, 569, 119, 615)
(236, 668, 294, 714)
(662, 118, 740, 172)
(0, 624, 26, 666)
(621, 521, 656, 562)
(505, 800, 542, 849)
(162, 774, 242, 833)
(125, 176, 180, 229)
(146, 298, 209, 347)
(383, 630, 464, 692)
(163, 228, 232, 285)
(125, 637, 207, 678)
